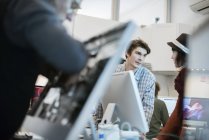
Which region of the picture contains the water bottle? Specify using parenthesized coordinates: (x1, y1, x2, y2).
(98, 132, 105, 140)
(98, 124, 120, 140)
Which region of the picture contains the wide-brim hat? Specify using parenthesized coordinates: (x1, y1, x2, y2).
(167, 33, 190, 54)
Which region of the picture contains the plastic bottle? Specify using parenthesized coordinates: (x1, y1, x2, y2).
(98, 133, 105, 140)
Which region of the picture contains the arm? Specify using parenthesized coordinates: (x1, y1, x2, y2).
(142, 80, 155, 125)
(4, 0, 88, 74)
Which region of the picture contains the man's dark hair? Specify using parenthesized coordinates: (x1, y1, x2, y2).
(155, 82, 160, 97)
(126, 39, 151, 57)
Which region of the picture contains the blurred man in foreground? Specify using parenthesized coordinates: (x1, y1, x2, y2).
(0, 0, 87, 139)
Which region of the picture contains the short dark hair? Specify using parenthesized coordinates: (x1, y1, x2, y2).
(126, 39, 151, 57)
(155, 82, 160, 97)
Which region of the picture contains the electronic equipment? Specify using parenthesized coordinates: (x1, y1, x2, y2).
(21, 21, 136, 140)
(101, 71, 149, 133)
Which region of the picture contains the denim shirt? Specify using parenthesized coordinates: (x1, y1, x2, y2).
(115, 63, 156, 125)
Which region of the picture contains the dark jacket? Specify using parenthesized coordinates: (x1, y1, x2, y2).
(157, 68, 187, 140)
(0, 0, 87, 139)
(146, 98, 169, 139)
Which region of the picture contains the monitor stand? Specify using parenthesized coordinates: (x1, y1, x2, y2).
(101, 103, 116, 124)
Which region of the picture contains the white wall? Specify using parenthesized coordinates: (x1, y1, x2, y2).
(78, 0, 112, 19)
(171, 0, 209, 28)
(185, 72, 209, 98)
(78, 0, 167, 26)
(119, 0, 166, 25)
(154, 73, 178, 97)
(78, 0, 208, 27)
(63, 15, 120, 41)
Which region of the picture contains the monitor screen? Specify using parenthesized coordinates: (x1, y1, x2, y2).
(21, 22, 137, 140)
(182, 97, 209, 140)
(101, 71, 149, 133)
(183, 71, 209, 127)
(183, 97, 209, 127)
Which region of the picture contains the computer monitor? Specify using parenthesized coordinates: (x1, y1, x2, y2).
(183, 69, 209, 139)
(21, 21, 137, 140)
(182, 97, 209, 140)
(101, 71, 149, 133)
(183, 97, 209, 127)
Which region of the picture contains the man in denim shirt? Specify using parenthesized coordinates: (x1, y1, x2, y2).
(115, 39, 156, 125)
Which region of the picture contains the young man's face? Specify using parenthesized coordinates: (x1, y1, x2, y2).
(126, 47, 147, 69)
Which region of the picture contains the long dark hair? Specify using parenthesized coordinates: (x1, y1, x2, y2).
(172, 47, 186, 67)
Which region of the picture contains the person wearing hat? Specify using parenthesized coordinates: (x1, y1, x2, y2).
(155, 33, 191, 140)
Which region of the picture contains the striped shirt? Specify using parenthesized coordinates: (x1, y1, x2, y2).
(115, 63, 156, 125)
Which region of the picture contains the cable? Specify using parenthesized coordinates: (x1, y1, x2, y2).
(89, 115, 98, 140)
